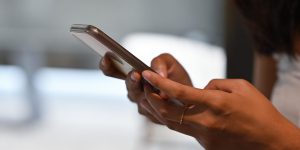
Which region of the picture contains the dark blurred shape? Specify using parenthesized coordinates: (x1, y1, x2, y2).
(225, 0, 253, 82)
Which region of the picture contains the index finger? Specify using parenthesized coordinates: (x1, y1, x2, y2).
(99, 53, 127, 80)
(142, 70, 227, 107)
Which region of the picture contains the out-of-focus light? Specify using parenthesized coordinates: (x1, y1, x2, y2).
(0, 65, 27, 94)
(33, 68, 127, 97)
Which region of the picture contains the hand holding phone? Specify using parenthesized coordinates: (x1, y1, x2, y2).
(70, 24, 153, 75)
(71, 25, 191, 126)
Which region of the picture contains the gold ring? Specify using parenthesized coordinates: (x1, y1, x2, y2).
(179, 106, 190, 125)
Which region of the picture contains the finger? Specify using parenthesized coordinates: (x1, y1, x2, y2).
(163, 105, 217, 136)
(99, 53, 126, 80)
(125, 71, 143, 102)
(144, 85, 211, 137)
(205, 79, 252, 93)
(149, 62, 169, 100)
(151, 54, 172, 78)
(204, 79, 235, 93)
(144, 84, 222, 139)
(139, 99, 166, 124)
(151, 57, 169, 99)
(142, 70, 227, 107)
(144, 85, 186, 123)
(145, 113, 163, 124)
(151, 53, 185, 100)
(164, 120, 198, 137)
(145, 85, 209, 127)
(138, 100, 163, 124)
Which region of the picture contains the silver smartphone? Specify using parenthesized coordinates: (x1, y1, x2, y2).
(70, 24, 153, 75)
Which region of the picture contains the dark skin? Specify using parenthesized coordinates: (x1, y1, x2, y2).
(99, 0, 300, 146)
(100, 53, 193, 124)
(100, 53, 300, 149)
(142, 70, 300, 150)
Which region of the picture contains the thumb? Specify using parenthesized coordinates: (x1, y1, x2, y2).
(150, 64, 169, 99)
(150, 57, 169, 99)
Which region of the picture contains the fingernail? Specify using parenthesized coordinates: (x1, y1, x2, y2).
(158, 71, 165, 78)
(160, 92, 169, 100)
(142, 71, 152, 81)
(101, 58, 107, 66)
(154, 66, 164, 78)
(131, 72, 138, 82)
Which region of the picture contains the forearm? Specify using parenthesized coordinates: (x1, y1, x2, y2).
(253, 52, 277, 99)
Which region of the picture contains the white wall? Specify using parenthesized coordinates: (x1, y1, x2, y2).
(0, 0, 224, 49)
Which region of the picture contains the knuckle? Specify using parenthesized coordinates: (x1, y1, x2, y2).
(151, 56, 162, 66)
(159, 53, 173, 59)
(102, 71, 113, 78)
(127, 93, 137, 103)
(202, 118, 226, 135)
(151, 53, 173, 66)
(172, 87, 186, 99)
(208, 79, 219, 85)
(236, 79, 250, 86)
(137, 105, 145, 115)
(206, 79, 219, 89)
(101, 67, 114, 77)
(209, 79, 218, 84)
(233, 79, 252, 90)
(211, 99, 227, 111)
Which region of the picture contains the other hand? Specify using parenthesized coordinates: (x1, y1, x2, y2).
(142, 70, 300, 150)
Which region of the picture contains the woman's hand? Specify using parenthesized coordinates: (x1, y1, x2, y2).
(142, 70, 300, 150)
(99, 53, 192, 124)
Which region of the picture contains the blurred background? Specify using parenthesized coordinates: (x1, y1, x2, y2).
(0, 0, 253, 150)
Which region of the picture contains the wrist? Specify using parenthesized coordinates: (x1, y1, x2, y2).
(269, 123, 300, 150)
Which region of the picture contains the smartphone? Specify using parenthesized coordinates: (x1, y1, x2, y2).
(70, 24, 152, 75)
(70, 24, 185, 104)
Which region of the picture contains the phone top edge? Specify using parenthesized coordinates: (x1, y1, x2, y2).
(70, 24, 96, 33)
(70, 24, 153, 72)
